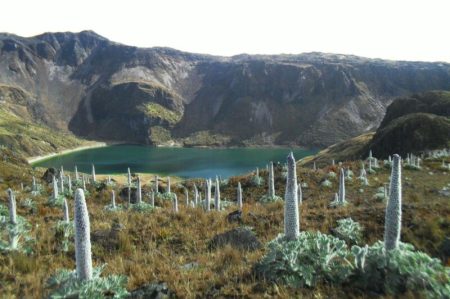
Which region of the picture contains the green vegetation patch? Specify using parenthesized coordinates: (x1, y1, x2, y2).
(149, 126, 173, 145)
(142, 102, 182, 125)
(46, 265, 129, 298)
(182, 130, 232, 147)
(0, 107, 83, 157)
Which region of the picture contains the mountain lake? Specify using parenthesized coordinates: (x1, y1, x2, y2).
(32, 145, 317, 178)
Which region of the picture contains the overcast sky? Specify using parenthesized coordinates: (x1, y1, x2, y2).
(1, 0, 449, 62)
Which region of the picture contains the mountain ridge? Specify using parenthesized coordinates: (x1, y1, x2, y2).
(1, 30, 450, 148)
(5, 30, 450, 64)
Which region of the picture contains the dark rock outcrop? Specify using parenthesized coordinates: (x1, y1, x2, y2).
(119, 187, 138, 203)
(209, 227, 261, 251)
(91, 218, 125, 251)
(226, 210, 243, 223)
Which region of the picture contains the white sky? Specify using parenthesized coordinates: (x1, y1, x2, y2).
(1, 0, 449, 62)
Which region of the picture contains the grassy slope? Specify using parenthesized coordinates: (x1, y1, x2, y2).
(0, 84, 88, 158)
(299, 132, 374, 167)
(0, 153, 448, 298)
(0, 103, 85, 158)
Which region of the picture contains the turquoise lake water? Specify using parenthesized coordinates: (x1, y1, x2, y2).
(32, 145, 317, 178)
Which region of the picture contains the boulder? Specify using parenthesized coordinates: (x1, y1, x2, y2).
(119, 187, 138, 203)
(226, 210, 243, 223)
(42, 167, 58, 184)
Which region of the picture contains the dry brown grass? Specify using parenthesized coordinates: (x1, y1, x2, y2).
(0, 155, 449, 298)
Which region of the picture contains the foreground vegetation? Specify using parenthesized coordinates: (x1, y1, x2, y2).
(0, 147, 449, 298)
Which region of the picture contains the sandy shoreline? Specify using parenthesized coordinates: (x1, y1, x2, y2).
(27, 142, 184, 181)
(27, 141, 110, 164)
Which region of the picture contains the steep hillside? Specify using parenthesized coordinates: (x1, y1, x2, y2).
(366, 91, 450, 157)
(378, 90, 450, 128)
(367, 113, 450, 158)
(300, 90, 450, 164)
(1, 31, 450, 147)
(0, 85, 85, 157)
(299, 132, 374, 167)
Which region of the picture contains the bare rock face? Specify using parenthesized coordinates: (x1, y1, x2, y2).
(1, 31, 450, 147)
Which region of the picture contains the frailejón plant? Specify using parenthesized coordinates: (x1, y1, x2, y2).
(214, 176, 220, 211)
(53, 175, 59, 199)
(166, 177, 171, 194)
(194, 184, 198, 206)
(237, 182, 243, 210)
(150, 191, 155, 207)
(284, 152, 300, 240)
(91, 164, 96, 183)
(205, 179, 211, 211)
(60, 171, 64, 194)
(136, 176, 142, 204)
(384, 154, 402, 251)
(269, 161, 275, 198)
(68, 175, 72, 194)
(333, 218, 362, 245)
(154, 175, 159, 193)
(173, 193, 178, 213)
(338, 168, 346, 204)
(298, 183, 302, 205)
(75, 165, 79, 181)
(111, 190, 116, 209)
(63, 198, 69, 223)
(74, 188, 93, 281)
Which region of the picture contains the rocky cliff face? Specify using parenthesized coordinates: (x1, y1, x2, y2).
(1, 31, 450, 147)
